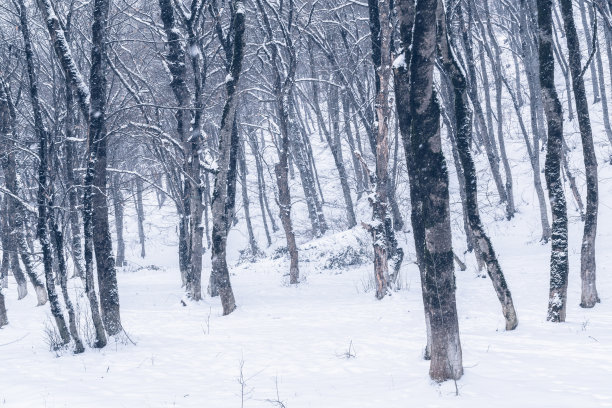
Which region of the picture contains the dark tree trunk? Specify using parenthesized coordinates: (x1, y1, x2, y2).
(559, 0, 599, 308)
(408, 0, 463, 381)
(438, 5, 519, 331)
(17, 0, 70, 345)
(535, 0, 569, 322)
(578, 0, 601, 104)
(209, 0, 246, 315)
(394, 0, 432, 359)
(89, 0, 122, 334)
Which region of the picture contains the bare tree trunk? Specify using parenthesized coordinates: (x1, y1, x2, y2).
(438, 5, 519, 331)
(64, 88, 85, 279)
(239, 137, 260, 257)
(394, 0, 432, 359)
(49, 205, 85, 353)
(255, 0, 300, 284)
(535, 0, 569, 322)
(134, 178, 146, 258)
(559, 0, 600, 308)
(88, 0, 122, 334)
(0, 47, 47, 308)
(409, 0, 463, 381)
(248, 132, 273, 246)
(210, 0, 246, 315)
(518, 2, 553, 242)
(578, 0, 601, 103)
(112, 176, 126, 267)
(18, 0, 70, 345)
(0, 287, 7, 327)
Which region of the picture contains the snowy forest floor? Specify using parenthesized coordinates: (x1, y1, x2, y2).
(2, 185, 612, 407)
(4, 101, 612, 407)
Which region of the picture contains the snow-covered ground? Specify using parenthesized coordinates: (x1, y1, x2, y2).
(2, 156, 612, 407)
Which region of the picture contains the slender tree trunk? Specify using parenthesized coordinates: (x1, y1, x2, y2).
(248, 133, 273, 246)
(112, 176, 126, 267)
(239, 137, 260, 257)
(438, 6, 519, 331)
(210, 0, 245, 315)
(19, 4, 70, 345)
(134, 178, 146, 258)
(0, 85, 47, 305)
(518, 2, 553, 242)
(559, 0, 600, 308)
(89, 0, 122, 334)
(536, 0, 569, 322)
(578, 0, 601, 103)
(64, 88, 85, 279)
(256, 0, 300, 284)
(49, 206, 85, 353)
(0, 287, 7, 327)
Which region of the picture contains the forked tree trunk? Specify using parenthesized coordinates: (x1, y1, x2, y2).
(210, 0, 246, 315)
(255, 0, 300, 284)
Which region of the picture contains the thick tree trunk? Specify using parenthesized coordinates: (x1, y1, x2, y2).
(409, 0, 463, 381)
(535, 0, 569, 322)
(394, 0, 432, 359)
(559, 0, 599, 308)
